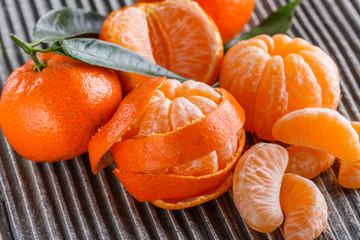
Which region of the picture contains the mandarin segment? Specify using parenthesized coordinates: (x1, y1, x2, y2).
(272, 108, 360, 162)
(232, 143, 288, 233)
(100, 0, 223, 94)
(220, 34, 340, 140)
(280, 174, 327, 240)
(338, 121, 360, 188)
(286, 145, 335, 179)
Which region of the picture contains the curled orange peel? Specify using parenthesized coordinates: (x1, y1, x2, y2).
(88, 77, 165, 174)
(151, 173, 233, 210)
(112, 128, 245, 202)
(111, 88, 245, 172)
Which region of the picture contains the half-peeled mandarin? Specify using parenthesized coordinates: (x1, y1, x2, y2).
(112, 79, 245, 202)
(100, 0, 223, 94)
(88, 79, 246, 206)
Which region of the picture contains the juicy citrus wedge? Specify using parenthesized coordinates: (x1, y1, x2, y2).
(111, 88, 245, 173)
(100, 0, 223, 93)
(286, 145, 335, 179)
(272, 107, 360, 162)
(113, 128, 245, 202)
(232, 143, 288, 233)
(280, 174, 327, 240)
(88, 77, 165, 174)
(338, 121, 360, 188)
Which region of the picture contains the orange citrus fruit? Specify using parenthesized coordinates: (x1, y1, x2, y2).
(338, 121, 360, 188)
(272, 107, 360, 162)
(219, 34, 340, 140)
(280, 173, 327, 240)
(232, 143, 288, 233)
(286, 145, 335, 179)
(100, 0, 223, 94)
(88, 78, 246, 207)
(136, 0, 255, 43)
(0, 52, 122, 162)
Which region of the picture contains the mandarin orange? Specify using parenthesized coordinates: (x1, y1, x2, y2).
(88, 78, 246, 207)
(0, 52, 122, 162)
(272, 107, 360, 162)
(280, 174, 327, 240)
(100, 0, 223, 94)
(232, 143, 288, 233)
(220, 34, 340, 140)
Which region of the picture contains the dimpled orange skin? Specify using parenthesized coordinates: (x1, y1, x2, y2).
(136, 0, 255, 43)
(220, 34, 340, 140)
(0, 52, 122, 162)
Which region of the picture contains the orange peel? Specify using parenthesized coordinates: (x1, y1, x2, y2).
(113, 129, 245, 202)
(88, 77, 165, 174)
(151, 173, 233, 210)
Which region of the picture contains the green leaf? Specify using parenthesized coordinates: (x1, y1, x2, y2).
(33, 7, 106, 42)
(50, 38, 189, 81)
(224, 0, 302, 52)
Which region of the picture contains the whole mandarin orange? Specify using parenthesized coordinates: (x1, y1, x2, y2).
(136, 0, 255, 43)
(220, 34, 340, 140)
(0, 52, 122, 162)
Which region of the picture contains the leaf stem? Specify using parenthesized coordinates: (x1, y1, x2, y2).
(9, 33, 48, 71)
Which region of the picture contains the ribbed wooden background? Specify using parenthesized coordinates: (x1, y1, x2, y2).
(0, 0, 359, 239)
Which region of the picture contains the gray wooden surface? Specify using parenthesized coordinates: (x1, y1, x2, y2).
(0, 0, 359, 239)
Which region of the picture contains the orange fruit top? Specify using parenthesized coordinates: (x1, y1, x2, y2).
(233, 143, 288, 233)
(88, 78, 246, 204)
(219, 34, 340, 140)
(280, 173, 327, 240)
(100, 0, 223, 94)
(272, 107, 360, 162)
(0, 52, 122, 162)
